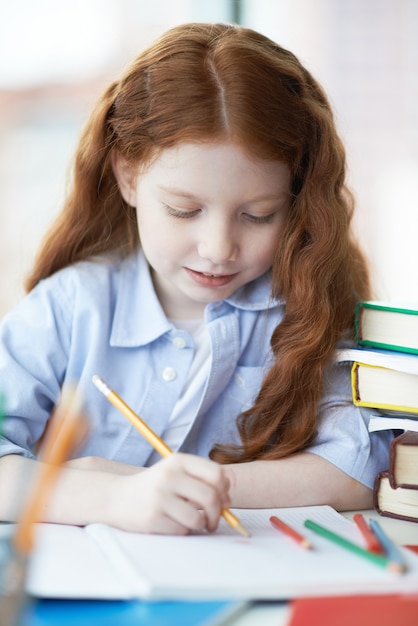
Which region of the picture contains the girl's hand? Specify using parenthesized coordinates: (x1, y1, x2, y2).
(113, 453, 231, 535)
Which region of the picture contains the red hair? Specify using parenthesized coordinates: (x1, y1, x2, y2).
(25, 23, 370, 462)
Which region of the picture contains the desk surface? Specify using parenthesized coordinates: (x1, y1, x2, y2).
(17, 510, 418, 626)
(232, 509, 418, 626)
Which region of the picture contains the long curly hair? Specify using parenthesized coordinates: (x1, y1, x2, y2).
(25, 22, 371, 463)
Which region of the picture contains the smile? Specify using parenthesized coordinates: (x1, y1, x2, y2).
(185, 268, 237, 287)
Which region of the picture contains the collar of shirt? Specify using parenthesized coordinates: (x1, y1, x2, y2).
(109, 250, 283, 348)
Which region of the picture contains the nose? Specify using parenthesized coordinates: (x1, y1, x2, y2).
(197, 219, 238, 264)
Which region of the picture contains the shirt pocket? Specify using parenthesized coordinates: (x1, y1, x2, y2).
(223, 365, 266, 413)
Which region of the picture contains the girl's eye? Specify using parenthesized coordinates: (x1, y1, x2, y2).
(244, 213, 276, 224)
(165, 205, 200, 219)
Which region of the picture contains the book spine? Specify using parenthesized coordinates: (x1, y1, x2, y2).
(350, 363, 361, 404)
(354, 302, 363, 343)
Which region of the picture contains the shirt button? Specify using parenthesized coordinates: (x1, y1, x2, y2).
(173, 336, 186, 349)
(162, 367, 177, 381)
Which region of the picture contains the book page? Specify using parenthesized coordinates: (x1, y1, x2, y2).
(335, 347, 418, 375)
(25, 523, 132, 599)
(81, 505, 418, 600)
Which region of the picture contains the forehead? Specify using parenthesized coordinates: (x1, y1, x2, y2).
(138, 141, 291, 192)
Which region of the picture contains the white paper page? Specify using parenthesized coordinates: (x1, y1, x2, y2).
(25, 523, 132, 599)
(335, 347, 418, 374)
(368, 415, 418, 432)
(84, 505, 418, 600)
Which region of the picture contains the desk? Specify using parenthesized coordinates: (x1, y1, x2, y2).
(16, 510, 418, 626)
(231, 510, 418, 626)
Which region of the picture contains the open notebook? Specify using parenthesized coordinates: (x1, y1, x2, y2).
(19, 506, 418, 600)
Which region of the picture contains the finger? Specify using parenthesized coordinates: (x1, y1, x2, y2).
(156, 493, 207, 533)
(144, 509, 193, 535)
(171, 473, 226, 532)
(177, 454, 230, 493)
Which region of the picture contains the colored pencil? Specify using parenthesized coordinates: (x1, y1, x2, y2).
(270, 515, 312, 549)
(304, 519, 403, 574)
(92, 375, 250, 538)
(0, 387, 88, 626)
(369, 519, 407, 573)
(13, 386, 88, 555)
(353, 512, 383, 554)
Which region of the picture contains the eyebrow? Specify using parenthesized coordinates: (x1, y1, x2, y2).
(158, 185, 289, 203)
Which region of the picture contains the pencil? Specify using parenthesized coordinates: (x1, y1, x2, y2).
(369, 518, 407, 573)
(353, 513, 383, 554)
(304, 519, 403, 574)
(13, 386, 88, 556)
(92, 375, 250, 538)
(270, 515, 312, 549)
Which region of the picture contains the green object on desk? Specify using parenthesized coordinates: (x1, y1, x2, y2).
(304, 519, 398, 572)
(22, 599, 247, 626)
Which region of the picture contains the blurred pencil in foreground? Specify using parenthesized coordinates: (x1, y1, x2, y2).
(0, 386, 89, 626)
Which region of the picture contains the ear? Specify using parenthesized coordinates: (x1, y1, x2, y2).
(111, 151, 137, 206)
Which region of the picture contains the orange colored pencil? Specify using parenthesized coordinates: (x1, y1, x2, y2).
(270, 515, 312, 549)
(353, 513, 383, 555)
(13, 387, 88, 556)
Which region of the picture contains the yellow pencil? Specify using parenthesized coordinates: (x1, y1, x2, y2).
(92, 375, 250, 538)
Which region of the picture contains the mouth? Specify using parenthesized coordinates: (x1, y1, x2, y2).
(201, 271, 224, 278)
(185, 267, 237, 287)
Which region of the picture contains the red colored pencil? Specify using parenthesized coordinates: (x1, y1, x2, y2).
(269, 515, 312, 549)
(353, 513, 384, 554)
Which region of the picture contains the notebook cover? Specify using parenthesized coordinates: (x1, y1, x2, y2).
(288, 593, 418, 626)
(389, 431, 418, 489)
(373, 471, 418, 523)
(351, 363, 418, 414)
(355, 301, 418, 355)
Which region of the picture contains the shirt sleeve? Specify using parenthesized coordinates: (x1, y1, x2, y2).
(0, 275, 72, 459)
(305, 361, 393, 489)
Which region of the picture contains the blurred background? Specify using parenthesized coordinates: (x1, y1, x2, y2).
(0, 0, 417, 318)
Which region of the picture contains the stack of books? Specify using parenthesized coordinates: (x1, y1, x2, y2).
(336, 301, 418, 523)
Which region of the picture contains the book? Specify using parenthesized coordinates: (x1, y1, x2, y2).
(374, 471, 418, 523)
(287, 593, 418, 626)
(388, 431, 418, 489)
(368, 415, 418, 433)
(355, 301, 418, 354)
(351, 362, 418, 414)
(335, 346, 418, 375)
(14, 506, 418, 600)
(23, 598, 249, 626)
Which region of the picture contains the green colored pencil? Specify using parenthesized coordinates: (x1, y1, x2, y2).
(304, 519, 403, 574)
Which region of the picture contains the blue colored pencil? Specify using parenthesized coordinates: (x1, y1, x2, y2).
(304, 519, 403, 574)
(369, 518, 407, 573)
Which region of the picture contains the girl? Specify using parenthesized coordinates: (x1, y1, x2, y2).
(0, 22, 392, 534)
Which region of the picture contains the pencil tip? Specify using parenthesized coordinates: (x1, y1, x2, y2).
(389, 562, 407, 575)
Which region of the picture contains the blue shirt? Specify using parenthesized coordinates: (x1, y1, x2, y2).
(0, 251, 392, 487)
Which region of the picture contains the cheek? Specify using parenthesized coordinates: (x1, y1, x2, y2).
(137, 217, 188, 262)
(248, 229, 281, 267)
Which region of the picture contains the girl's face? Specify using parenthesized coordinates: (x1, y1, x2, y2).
(114, 141, 291, 319)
